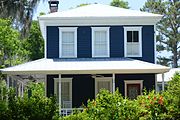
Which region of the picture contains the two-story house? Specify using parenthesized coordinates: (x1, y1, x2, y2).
(1, 2, 169, 115)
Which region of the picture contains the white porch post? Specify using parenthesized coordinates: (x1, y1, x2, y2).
(162, 73, 165, 91)
(155, 74, 157, 92)
(112, 73, 115, 93)
(58, 74, 61, 115)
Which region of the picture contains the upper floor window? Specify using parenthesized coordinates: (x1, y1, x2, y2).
(92, 27, 110, 57)
(59, 27, 77, 58)
(124, 27, 142, 57)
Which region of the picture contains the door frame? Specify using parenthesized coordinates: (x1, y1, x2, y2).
(124, 80, 143, 97)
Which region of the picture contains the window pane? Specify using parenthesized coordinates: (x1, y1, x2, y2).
(62, 44, 74, 56)
(56, 82, 71, 108)
(62, 32, 74, 43)
(94, 31, 107, 43)
(97, 81, 110, 93)
(133, 31, 139, 42)
(94, 30, 108, 56)
(127, 31, 132, 42)
(127, 43, 139, 56)
(94, 44, 107, 56)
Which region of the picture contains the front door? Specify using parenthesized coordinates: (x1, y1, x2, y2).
(127, 84, 140, 99)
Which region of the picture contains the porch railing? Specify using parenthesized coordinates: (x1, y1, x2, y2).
(61, 108, 84, 116)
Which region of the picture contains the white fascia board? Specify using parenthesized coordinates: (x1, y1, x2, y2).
(1, 68, 170, 75)
(39, 16, 162, 26)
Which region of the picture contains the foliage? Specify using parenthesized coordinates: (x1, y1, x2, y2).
(0, 88, 58, 120)
(24, 82, 45, 98)
(0, 0, 46, 37)
(141, 0, 180, 67)
(0, 18, 27, 68)
(23, 21, 44, 60)
(64, 90, 140, 120)
(137, 91, 172, 119)
(64, 73, 180, 120)
(110, 0, 130, 9)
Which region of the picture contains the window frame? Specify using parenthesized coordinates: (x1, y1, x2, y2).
(124, 27, 142, 57)
(124, 80, 143, 98)
(54, 78, 72, 108)
(59, 27, 77, 58)
(91, 27, 110, 57)
(95, 77, 112, 96)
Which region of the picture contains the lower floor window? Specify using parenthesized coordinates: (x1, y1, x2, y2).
(54, 78, 72, 108)
(124, 80, 143, 99)
(95, 77, 112, 95)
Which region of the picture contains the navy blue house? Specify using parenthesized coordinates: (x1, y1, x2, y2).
(1, 4, 169, 114)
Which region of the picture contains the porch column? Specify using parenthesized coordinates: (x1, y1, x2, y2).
(112, 73, 115, 93)
(155, 74, 157, 93)
(58, 74, 61, 115)
(162, 73, 165, 91)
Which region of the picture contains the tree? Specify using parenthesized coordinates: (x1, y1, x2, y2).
(110, 0, 130, 9)
(0, 18, 27, 68)
(0, 0, 45, 38)
(141, 0, 180, 67)
(23, 21, 44, 60)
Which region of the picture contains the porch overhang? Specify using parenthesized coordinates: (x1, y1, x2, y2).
(0, 58, 170, 75)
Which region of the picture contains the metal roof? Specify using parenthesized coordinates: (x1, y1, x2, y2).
(1, 58, 169, 75)
(39, 4, 162, 19)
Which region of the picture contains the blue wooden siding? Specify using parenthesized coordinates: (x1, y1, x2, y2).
(46, 74, 155, 108)
(129, 26, 155, 63)
(115, 74, 155, 96)
(110, 26, 124, 57)
(77, 27, 92, 58)
(46, 25, 154, 63)
(47, 75, 57, 97)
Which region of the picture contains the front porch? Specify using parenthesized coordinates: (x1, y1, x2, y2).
(0, 58, 169, 115)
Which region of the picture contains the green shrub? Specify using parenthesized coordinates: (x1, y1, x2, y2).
(64, 89, 140, 120)
(0, 88, 58, 120)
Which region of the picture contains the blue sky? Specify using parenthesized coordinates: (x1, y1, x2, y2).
(33, 0, 146, 19)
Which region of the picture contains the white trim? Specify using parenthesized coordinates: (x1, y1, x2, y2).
(91, 27, 110, 57)
(54, 77, 72, 108)
(162, 73, 165, 91)
(44, 26, 47, 58)
(39, 17, 161, 26)
(155, 74, 157, 92)
(124, 80, 143, 97)
(112, 73, 115, 93)
(124, 26, 142, 57)
(95, 77, 112, 96)
(58, 74, 61, 114)
(59, 27, 77, 58)
(154, 24, 157, 64)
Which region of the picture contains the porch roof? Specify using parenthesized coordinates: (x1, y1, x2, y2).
(0, 58, 169, 75)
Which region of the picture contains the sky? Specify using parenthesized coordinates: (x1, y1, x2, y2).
(33, 0, 147, 19)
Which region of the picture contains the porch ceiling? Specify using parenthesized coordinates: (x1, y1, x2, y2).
(0, 58, 170, 75)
